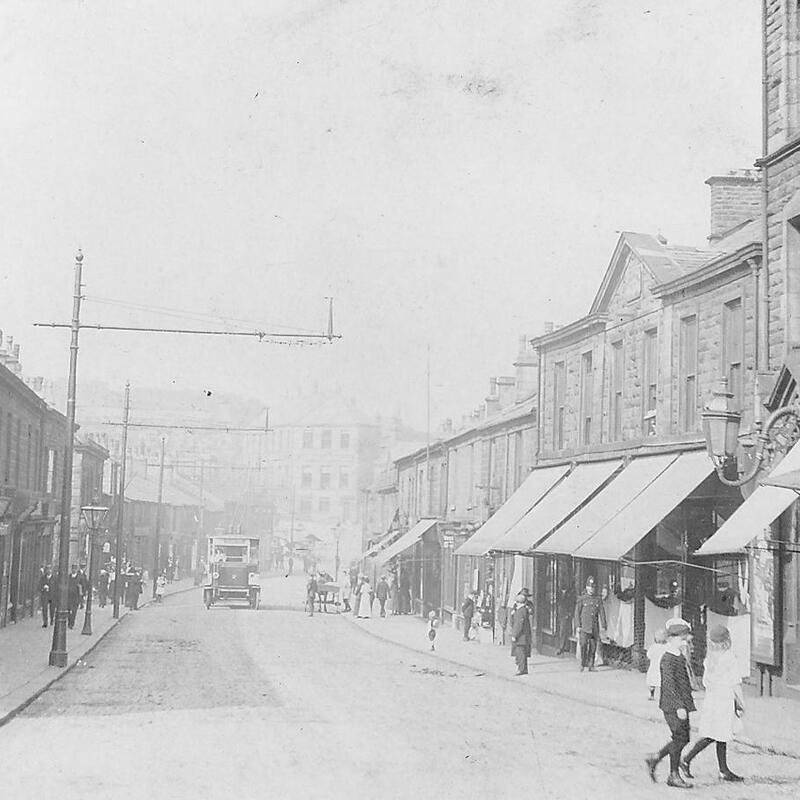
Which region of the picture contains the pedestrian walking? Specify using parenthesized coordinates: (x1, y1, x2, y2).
(646, 628, 668, 701)
(67, 564, 82, 628)
(680, 625, 745, 783)
(357, 577, 373, 619)
(155, 571, 166, 603)
(573, 576, 606, 672)
(129, 570, 143, 610)
(555, 581, 575, 655)
(389, 571, 399, 615)
(645, 618, 695, 788)
(77, 563, 89, 609)
(510, 589, 532, 675)
(97, 565, 109, 608)
(306, 573, 318, 616)
(340, 571, 352, 612)
(427, 610, 439, 650)
(38, 566, 54, 627)
(375, 575, 389, 617)
(461, 590, 476, 641)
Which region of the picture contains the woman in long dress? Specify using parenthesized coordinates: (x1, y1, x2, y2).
(357, 578, 372, 618)
(680, 624, 744, 782)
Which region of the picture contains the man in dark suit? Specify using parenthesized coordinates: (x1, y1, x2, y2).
(461, 590, 476, 641)
(38, 566, 54, 627)
(645, 618, 695, 788)
(67, 564, 82, 628)
(573, 576, 606, 672)
(510, 589, 533, 675)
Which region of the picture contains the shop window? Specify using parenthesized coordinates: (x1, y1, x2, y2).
(580, 351, 593, 446)
(610, 341, 624, 440)
(722, 299, 743, 409)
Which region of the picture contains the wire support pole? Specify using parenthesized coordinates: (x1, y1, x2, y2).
(152, 436, 166, 599)
(49, 250, 84, 668)
(113, 382, 131, 619)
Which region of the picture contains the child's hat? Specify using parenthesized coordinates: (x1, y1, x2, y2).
(708, 624, 730, 644)
(665, 618, 691, 636)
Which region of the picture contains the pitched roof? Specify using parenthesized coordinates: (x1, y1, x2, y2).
(590, 232, 721, 314)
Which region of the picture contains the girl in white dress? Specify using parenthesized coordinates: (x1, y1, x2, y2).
(680, 624, 744, 782)
(357, 578, 372, 618)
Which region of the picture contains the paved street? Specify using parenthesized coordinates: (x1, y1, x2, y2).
(1, 583, 799, 799)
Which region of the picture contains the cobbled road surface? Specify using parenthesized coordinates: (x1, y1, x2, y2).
(3, 588, 799, 799)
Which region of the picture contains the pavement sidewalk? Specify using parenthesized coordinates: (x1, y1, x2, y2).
(0, 577, 198, 727)
(344, 609, 800, 760)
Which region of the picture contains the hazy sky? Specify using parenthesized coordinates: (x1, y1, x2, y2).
(0, 1, 761, 430)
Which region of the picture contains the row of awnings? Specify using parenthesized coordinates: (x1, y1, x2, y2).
(358, 518, 438, 567)
(455, 450, 715, 560)
(361, 439, 800, 567)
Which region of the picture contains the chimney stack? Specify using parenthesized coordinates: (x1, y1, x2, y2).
(543, 321, 554, 335)
(705, 170, 760, 243)
(515, 335, 539, 401)
(485, 377, 500, 417)
(496, 376, 516, 408)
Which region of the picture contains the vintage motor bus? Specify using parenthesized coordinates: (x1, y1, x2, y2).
(204, 534, 261, 609)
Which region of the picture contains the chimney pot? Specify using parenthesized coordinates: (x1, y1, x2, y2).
(705, 170, 760, 243)
(544, 321, 554, 334)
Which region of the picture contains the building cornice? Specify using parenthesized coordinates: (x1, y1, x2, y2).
(651, 242, 762, 300)
(755, 133, 800, 169)
(529, 314, 609, 352)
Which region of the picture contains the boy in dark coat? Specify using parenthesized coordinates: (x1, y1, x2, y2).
(510, 589, 532, 675)
(645, 618, 696, 788)
(38, 566, 54, 627)
(67, 564, 82, 628)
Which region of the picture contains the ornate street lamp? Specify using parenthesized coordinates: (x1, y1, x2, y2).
(80, 504, 109, 635)
(702, 378, 800, 487)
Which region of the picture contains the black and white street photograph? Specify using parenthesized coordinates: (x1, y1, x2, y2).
(4, 2, 800, 798)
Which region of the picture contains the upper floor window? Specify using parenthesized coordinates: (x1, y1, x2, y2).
(321, 429, 332, 449)
(340, 431, 350, 449)
(339, 467, 350, 489)
(301, 466, 313, 489)
(302, 429, 314, 449)
(318, 496, 331, 513)
(722, 298, 743, 409)
(580, 351, 593, 447)
(299, 496, 313, 515)
(643, 329, 658, 435)
(514, 430, 525, 490)
(553, 361, 566, 450)
(320, 466, 331, 490)
(610, 341, 624, 441)
(680, 315, 699, 431)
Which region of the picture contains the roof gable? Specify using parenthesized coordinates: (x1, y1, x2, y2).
(590, 232, 720, 315)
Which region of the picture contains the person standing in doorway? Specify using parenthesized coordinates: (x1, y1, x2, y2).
(97, 565, 109, 608)
(77, 563, 89, 609)
(306, 573, 318, 616)
(555, 581, 576, 655)
(573, 576, 606, 672)
(461, 590, 476, 641)
(645, 618, 695, 788)
(510, 589, 532, 675)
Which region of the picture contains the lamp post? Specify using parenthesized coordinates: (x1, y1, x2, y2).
(333, 523, 341, 579)
(702, 377, 800, 487)
(50, 250, 84, 668)
(80, 504, 109, 635)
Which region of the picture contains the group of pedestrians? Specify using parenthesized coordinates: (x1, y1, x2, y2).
(36, 560, 149, 629)
(37, 563, 89, 629)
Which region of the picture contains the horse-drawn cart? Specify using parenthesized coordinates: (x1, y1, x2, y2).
(314, 572, 341, 613)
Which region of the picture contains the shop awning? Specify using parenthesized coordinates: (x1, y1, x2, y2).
(376, 518, 437, 566)
(695, 441, 800, 556)
(536, 453, 679, 555)
(453, 465, 570, 557)
(492, 459, 623, 553)
(575, 450, 714, 561)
